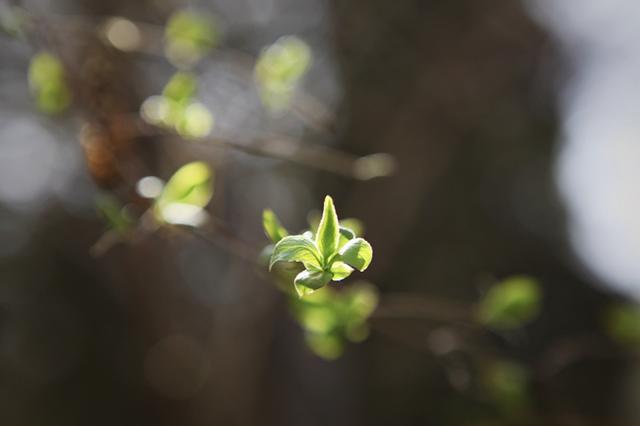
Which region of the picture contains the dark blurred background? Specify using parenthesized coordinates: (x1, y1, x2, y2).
(1, 0, 640, 425)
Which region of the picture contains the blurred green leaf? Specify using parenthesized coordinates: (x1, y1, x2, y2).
(96, 195, 133, 234)
(162, 72, 197, 103)
(338, 238, 373, 272)
(155, 161, 213, 226)
(605, 303, 640, 346)
(270, 235, 322, 272)
(263, 209, 289, 243)
(477, 275, 541, 330)
(290, 282, 378, 359)
(305, 332, 343, 360)
(28, 52, 71, 114)
(176, 102, 214, 138)
(165, 10, 218, 68)
(316, 195, 340, 262)
(255, 36, 311, 110)
(483, 360, 530, 414)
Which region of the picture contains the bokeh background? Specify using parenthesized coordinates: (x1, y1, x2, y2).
(2, 0, 640, 425)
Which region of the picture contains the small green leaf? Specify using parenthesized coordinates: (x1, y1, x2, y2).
(254, 36, 311, 110)
(165, 10, 218, 68)
(270, 235, 322, 271)
(294, 270, 332, 296)
(155, 162, 213, 226)
(338, 238, 373, 272)
(162, 72, 197, 103)
(338, 226, 356, 248)
(316, 195, 340, 263)
(263, 209, 289, 243)
(477, 275, 541, 330)
(330, 261, 353, 281)
(96, 195, 133, 234)
(28, 51, 70, 114)
(156, 161, 213, 208)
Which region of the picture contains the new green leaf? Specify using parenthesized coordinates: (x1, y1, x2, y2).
(316, 195, 340, 262)
(263, 209, 288, 243)
(154, 161, 213, 226)
(330, 261, 353, 281)
(270, 235, 322, 271)
(338, 238, 373, 272)
(477, 275, 541, 330)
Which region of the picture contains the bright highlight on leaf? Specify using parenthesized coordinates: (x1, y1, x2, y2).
(165, 10, 218, 68)
(255, 36, 311, 111)
(266, 195, 373, 297)
(28, 51, 71, 114)
(477, 275, 542, 330)
(153, 161, 214, 227)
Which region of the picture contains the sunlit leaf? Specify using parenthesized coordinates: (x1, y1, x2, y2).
(338, 238, 373, 272)
(263, 209, 289, 243)
(477, 275, 541, 330)
(155, 161, 213, 225)
(270, 235, 322, 271)
(330, 261, 353, 281)
(316, 195, 340, 263)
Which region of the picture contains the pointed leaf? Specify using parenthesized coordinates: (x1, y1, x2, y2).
(262, 209, 288, 243)
(330, 261, 353, 281)
(270, 235, 322, 271)
(338, 238, 373, 272)
(316, 195, 340, 263)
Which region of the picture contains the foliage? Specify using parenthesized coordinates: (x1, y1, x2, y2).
(141, 72, 214, 139)
(96, 195, 134, 234)
(267, 195, 373, 297)
(164, 9, 218, 68)
(28, 51, 70, 114)
(482, 360, 531, 415)
(254, 36, 311, 111)
(477, 275, 541, 331)
(152, 161, 214, 227)
(291, 282, 378, 359)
